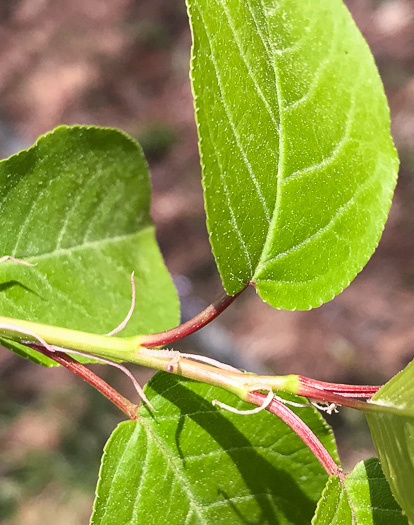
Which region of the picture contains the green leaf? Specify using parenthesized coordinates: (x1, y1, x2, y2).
(366, 359, 414, 522)
(0, 126, 179, 366)
(91, 372, 339, 525)
(188, 0, 398, 309)
(312, 458, 407, 524)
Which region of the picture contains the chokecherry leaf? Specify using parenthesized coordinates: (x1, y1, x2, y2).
(188, 0, 398, 309)
(0, 126, 179, 366)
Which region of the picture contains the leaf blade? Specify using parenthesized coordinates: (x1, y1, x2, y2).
(189, 0, 398, 309)
(366, 359, 414, 522)
(312, 458, 408, 525)
(91, 372, 339, 524)
(0, 126, 179, 365)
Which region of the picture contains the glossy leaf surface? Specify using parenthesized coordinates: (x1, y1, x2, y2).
(312, 458, 407, 524)
(366, 359, 414, 522)
(91, 372, 339, 524)
(0, 126, 179, 365)
(188, 0, 398, 309)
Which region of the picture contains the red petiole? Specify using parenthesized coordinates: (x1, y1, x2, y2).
(247, 391, 342, 477)
(140, 285, 248, 347)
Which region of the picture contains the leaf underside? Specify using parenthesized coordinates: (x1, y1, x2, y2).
(312, 458, 407, 524)
(366, 359, 414, 522)
(188, 0, 398, 309)
(0, 126, 179, 366)
(91, 372, 339, 525)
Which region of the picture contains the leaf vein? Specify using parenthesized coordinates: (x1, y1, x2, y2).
(282, 76, 360, 183)
(218, 0, 279, 130)
(55, 169, 104, 250)
(143, 421, 208, 524)
(259, 173, 374, 271)
(195, 3, 271, 221)
(282, 17, 336, 112)
(24, 227, 152, 263)
(204, 115, 253, 273)
(12, 177, 56, 257)
(131, 426, 152, 524)
(81, 178, 125, 245)
(99, 424, 143, 523)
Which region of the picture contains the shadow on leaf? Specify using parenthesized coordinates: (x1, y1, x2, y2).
(148, 373, 319, 524)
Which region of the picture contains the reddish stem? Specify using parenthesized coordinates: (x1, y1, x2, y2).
(298, 376, 380, 399)
(296, 383, 373, 411)
(140, 286, 248, 347)
(247, 391, 341, 477)
(30, 345, 138, 419)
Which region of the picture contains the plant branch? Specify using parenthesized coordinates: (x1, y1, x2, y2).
(0, 315, 390, 414)
(139, 285, 248, 347)
(0, 313, 388, 413)
(298, 376, 380, 398)
(0, 313, 395, 476)
(31, 345, 138, 419)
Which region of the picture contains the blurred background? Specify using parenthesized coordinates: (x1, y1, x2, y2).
(0, 0, 413, 522)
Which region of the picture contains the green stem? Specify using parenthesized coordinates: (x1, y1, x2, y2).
(1, 314, 394, 480)
(0, 315, 391, 414)
(0, 316, 137, 355)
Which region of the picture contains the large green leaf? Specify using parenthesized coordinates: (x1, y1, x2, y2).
(0, 126, 179, 366)
(312, 458, 407, 524)
(366, 359, 414, 522)
(91, 372, 339, 524)
(188, 0, 398, 309)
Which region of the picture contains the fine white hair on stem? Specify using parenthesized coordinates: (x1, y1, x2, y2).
(212, 390, 274, 415)
(267, 394, 337, 413)
(273, 395, 312, 409)
(0, 322, 55, 353)
(106, 272, 136, 336)
(311, 401, 339, 415)
(140, 347, 240, 373)
(272, 395, 338, 413)
(0, 255, 36, 266)
(49, 345, 155, 412)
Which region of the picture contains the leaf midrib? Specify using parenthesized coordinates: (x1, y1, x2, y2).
(252, 7, 368, 284)
(9, 225, 154, 263)
(253, 3, 331, 281)
(256, 2, 286, 281)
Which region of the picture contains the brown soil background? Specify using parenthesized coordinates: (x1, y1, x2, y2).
(0, 1, 413, 522)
